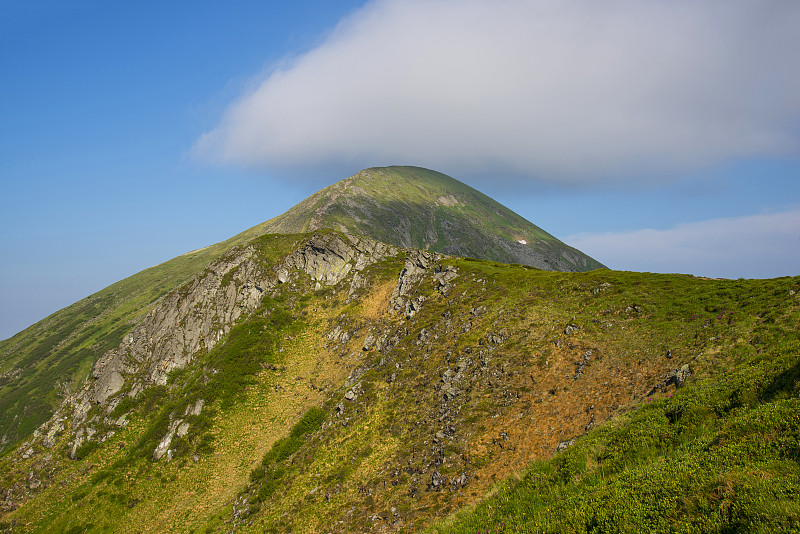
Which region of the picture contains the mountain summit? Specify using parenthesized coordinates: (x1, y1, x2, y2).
(253, 166, 604, 271)
(0, 167, 797, 532)
(0, 166, 600, 456)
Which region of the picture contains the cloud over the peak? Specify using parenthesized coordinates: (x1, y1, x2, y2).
(196, 0, 800, 183)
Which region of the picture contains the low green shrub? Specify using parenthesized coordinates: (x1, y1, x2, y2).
(430, 340, 800, 534)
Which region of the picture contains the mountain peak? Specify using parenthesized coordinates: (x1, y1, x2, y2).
(256, 166, 604, 271)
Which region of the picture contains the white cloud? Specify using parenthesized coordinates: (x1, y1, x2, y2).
(196, 0, 800, 184)
(566, 208, 800, 278)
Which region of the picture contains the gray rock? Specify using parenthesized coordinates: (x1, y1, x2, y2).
(592, 282, 611, 295)
(430, 470, 446, 489)
(153, 418, 187, 461)
(470, 306, 487, 317)
(27, 474, 41, 490)
(389, 250, 441, 317)
(573, 350, 592, 379)
(184, 399, 205, 417)
(176, 421, 190, 438)
(433, 267, 459, 295)
(443, 387, 460, 400)
(667, 364, 691, 388)
(483, 331, 507, 345)
(556, 439, 575, 452)
(584, 413, 596, 431)
(451, 472, 469, 488)
(362, 333, 376, 351)
(649, 364, 693, 396)
(564, 324, 580, 335)
(42, 418, 64, 449)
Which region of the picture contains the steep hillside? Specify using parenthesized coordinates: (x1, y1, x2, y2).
(0, 240, 231, 454)
(0, 223, 280, 454)
(1, 230, 796, 533)
(252, 166, 604, 272)
(0, 166, 601, 454)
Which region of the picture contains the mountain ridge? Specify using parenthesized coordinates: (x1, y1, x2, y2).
(1, 169, 797, 533)
(0, 166, 600, 455)
(1, 229, 796, 532)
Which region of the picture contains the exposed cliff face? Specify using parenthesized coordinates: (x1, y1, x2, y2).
(278, 233, 398, 291)
(18, 232, 401, 461)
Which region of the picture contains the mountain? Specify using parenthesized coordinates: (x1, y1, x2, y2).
(0, 166, 600, 456)
(1, 168, 797, 533)
(0, 230, 797, 533)
(252, 166, 604, 272)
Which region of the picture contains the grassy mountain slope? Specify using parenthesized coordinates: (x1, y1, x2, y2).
(0, 224, 281, 454)
(430, 354, 800, 533)
(1, 230, 796, 533)
(430, 303, 800, 533)
(253, 166, 604, 272)
(0, 242, 226, 454)
(0, 166, 600, 455)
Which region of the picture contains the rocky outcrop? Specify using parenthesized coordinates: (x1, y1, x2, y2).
(72, 246, 270, 425)
(5, 229, 464, 518)
(648, 363, 692, 396)
(19, 232, 400, 462)
(277, 232, 397, 291)
(390, 250, 444, 318)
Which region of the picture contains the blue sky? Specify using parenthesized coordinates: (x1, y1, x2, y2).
(2, 0, 799, 340)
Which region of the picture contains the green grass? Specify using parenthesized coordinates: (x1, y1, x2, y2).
(216, 256, 797, 533)
(429, 290, 800, 534)
(2, 228, 798, 534)
(0, 165, 601, 455)
(245, 405, 327, 509)
(0, 232, 303, 455)
(256, 166, 604, 271)
(0, 244, 222, 453)
(95, 290, 305, 467)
